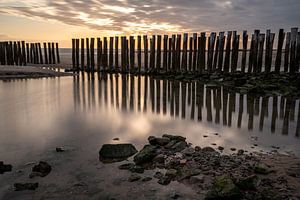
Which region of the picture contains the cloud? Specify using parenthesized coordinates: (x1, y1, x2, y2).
(0, 0, 299, 35)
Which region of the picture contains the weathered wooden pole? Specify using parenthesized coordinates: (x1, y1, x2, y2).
(72, 39, 75, 69)
(193, 33, 197, 71)
(231, 31, 239, 72)
(38, 43, 43, 65)
(275, 29, 285, 73)
(224, 31, 232, 73)
(121, 37, 125, 72)
(217, 32, 225, 71)
(265, 30, 271, 72)
(213, 35, 219, 70)
(290, 27, 298, 74)
(252, 30, 260, 73)
(208, 32, 216, 72)
(29, 43, 33, 64)
(168, 37, 172, 71)
(56, 43, 60, 64)
(86, 38, 90, 71)
(137, 35, 141, 71)
(9, 41, 13, 65)
(248, 34, 254, 73)
(51, 42, 56, 64)
(188, 37, 193, 71)
(257, 34, 265, 72)
(115, 36, 119, 70)
(44, 42, 48, 65)
(175, 34, 181, 71)
(48, 42, 52, 64)
(267, 33, 275, 72)
(76, 39, 80, 70)
(296, 32, 300, 72)
(143, 35, 148, 71)
(96, 38, 100, 70)
(199, 32, 206, 73)
(163, 35, 168, 71)
(104, 37, 109, 70)
(90, 38, 95, 71)
(126, 38, 129, 70)
(241, 31, 248, 73)
(150, 35, 156, 70)
(109, 37, 114, 69)
(284, 32, 291, 72)
(81, 38, 85, 70)
(129, 36, 134, 71)
(17, 41, 22, 65)
(26, 43, 29, 64)
(157, 35, 162, 70)
(182, 33, 188, 72)
(22, 41, 26, 65)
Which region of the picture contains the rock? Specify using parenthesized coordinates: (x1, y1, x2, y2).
(170, 193, 180, 199)
(30, 161, 51, 178)
(158, 176, 172, 185)
(202, 147, 216, 152)
(14, 183, 39, 191)
(148, 136, 170, 146)
(153, 154, 165, 163)
(99, 144, 138, 162)
(129, 165, 144, 174)
(171, 141, 188, 152)
(164, 140, 178, 149)
(141, 177, 152, 182)
(230, 148, 236, 151)
(128, 174, 141, 182)
(180, 168, 201, 179)
(190, 174, 205, 184)
(237, 149, 244, 155)
(181, 147, 195, 156)
(133, 145, 158, 165)
(236, 175, 258, 190)
(203, 135, 208, 138)
(205, 176, 241, 200)
(118, 163, 135, 170)
(56, 147, 65, 152)
(218, 146, 224, 151)
(162, 134, 186, 142)
(112, 138, 119, 141)
(154, 171, 164, 179)
(195, 146, 201, 151)
(165, 169, 177, 178)
(0, 161, 12, 174)
(253, 164, 271, 175)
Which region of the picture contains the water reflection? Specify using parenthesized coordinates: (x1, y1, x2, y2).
(73, 73, 300, 137)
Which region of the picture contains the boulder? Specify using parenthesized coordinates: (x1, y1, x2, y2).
(190, 174, 205, 184)
(0, 161, 12, 174)
(153, 154, 165, 163)
(202, 147, 216, 152)
(99, 144, 138, 162)
(128, 174, 141, 182)
(14, 183, 39, 191)
(236, 175, 258, 190)
(205, 176, 241, 200)
(148, 136, 170, 146)
(30, 161, 51, 178)
(171, 141, 188, 152)
(253, 164, 271, 175)
(162, 134, 186, 142)
(134, 145, 158, 165)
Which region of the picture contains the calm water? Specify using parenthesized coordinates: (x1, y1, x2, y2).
(0, 73, 299, 167)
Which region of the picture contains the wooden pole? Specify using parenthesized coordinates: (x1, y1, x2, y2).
(29, 43, 33, 64)
(193, 33, 197, 71)
(231, 31, 239, 73)
(188, 37, 193, 72)
(38, 43, 43, 65)
(9, 41, 13, 65)
(241, 31, 248, 73)
(150, 35, 156, 70)
(96, 38, 100, 70)
(90, 38, 95, 71)
(257, 34, 265, 72)
(121, 37, 124, 72)
(82, 38, 85, 70)
(126, 38, 129, 71)
(296, 32, 300, 72)
(26, 43, 29, 64)
(129, 36, 134, 71)
(199, 32, 206, 73)
(290, 27, 298, 74)
(72, 39, 75, 69)
(157, 35, 161, 70)
(52, 42, 56, 64)
(224, 31, 232, 73)
(86, 38, 90, 71)
(137, 35, 141, 71)
(268, 33, 275, 72)
(163, 35, 168, 71)
(168, 37, 172, 72)
(275, 29, 285, 73)
(109, 37, 113, 69)
(248, 34, 254, 73)
(48, 42, 52, 64)
(252, 30, 260, 73)
(22, 41, 26, 66)
(182, 33, 188, 72)
(115, 36, 119, 70)
(143, 35, 148, 71)
(265, 30, 271, 72)
(208, 32, 216, 72)
(56, 43, 60, 64)
(284, 32, 291, 72)
(76, 39, 79, 70)
(17, 41, 22, 65)
(175, 34, 181, 72)
(44, 42, 48, 65)
(217, 32, 225, 71)
(213, 35, 219, 70)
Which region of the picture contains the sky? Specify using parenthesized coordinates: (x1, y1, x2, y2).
(0, 0, 299, 47)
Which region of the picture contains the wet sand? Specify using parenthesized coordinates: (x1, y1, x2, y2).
(0, 66, 73, 79)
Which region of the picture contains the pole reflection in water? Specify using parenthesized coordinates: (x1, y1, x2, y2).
(73, 73, 300, 137)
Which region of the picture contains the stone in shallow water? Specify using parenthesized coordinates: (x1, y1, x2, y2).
(0, 161, 12, 174)
(162, 134, 186, 142)
(128, 174, 141, 182)
(141, 177, 152, 182)
(148, 136, 170, 146)
(133, 145, 158, 165)
(14, 183, 39, 191)
(30, 161, 51, 178)
(99, 144, 138, 163)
